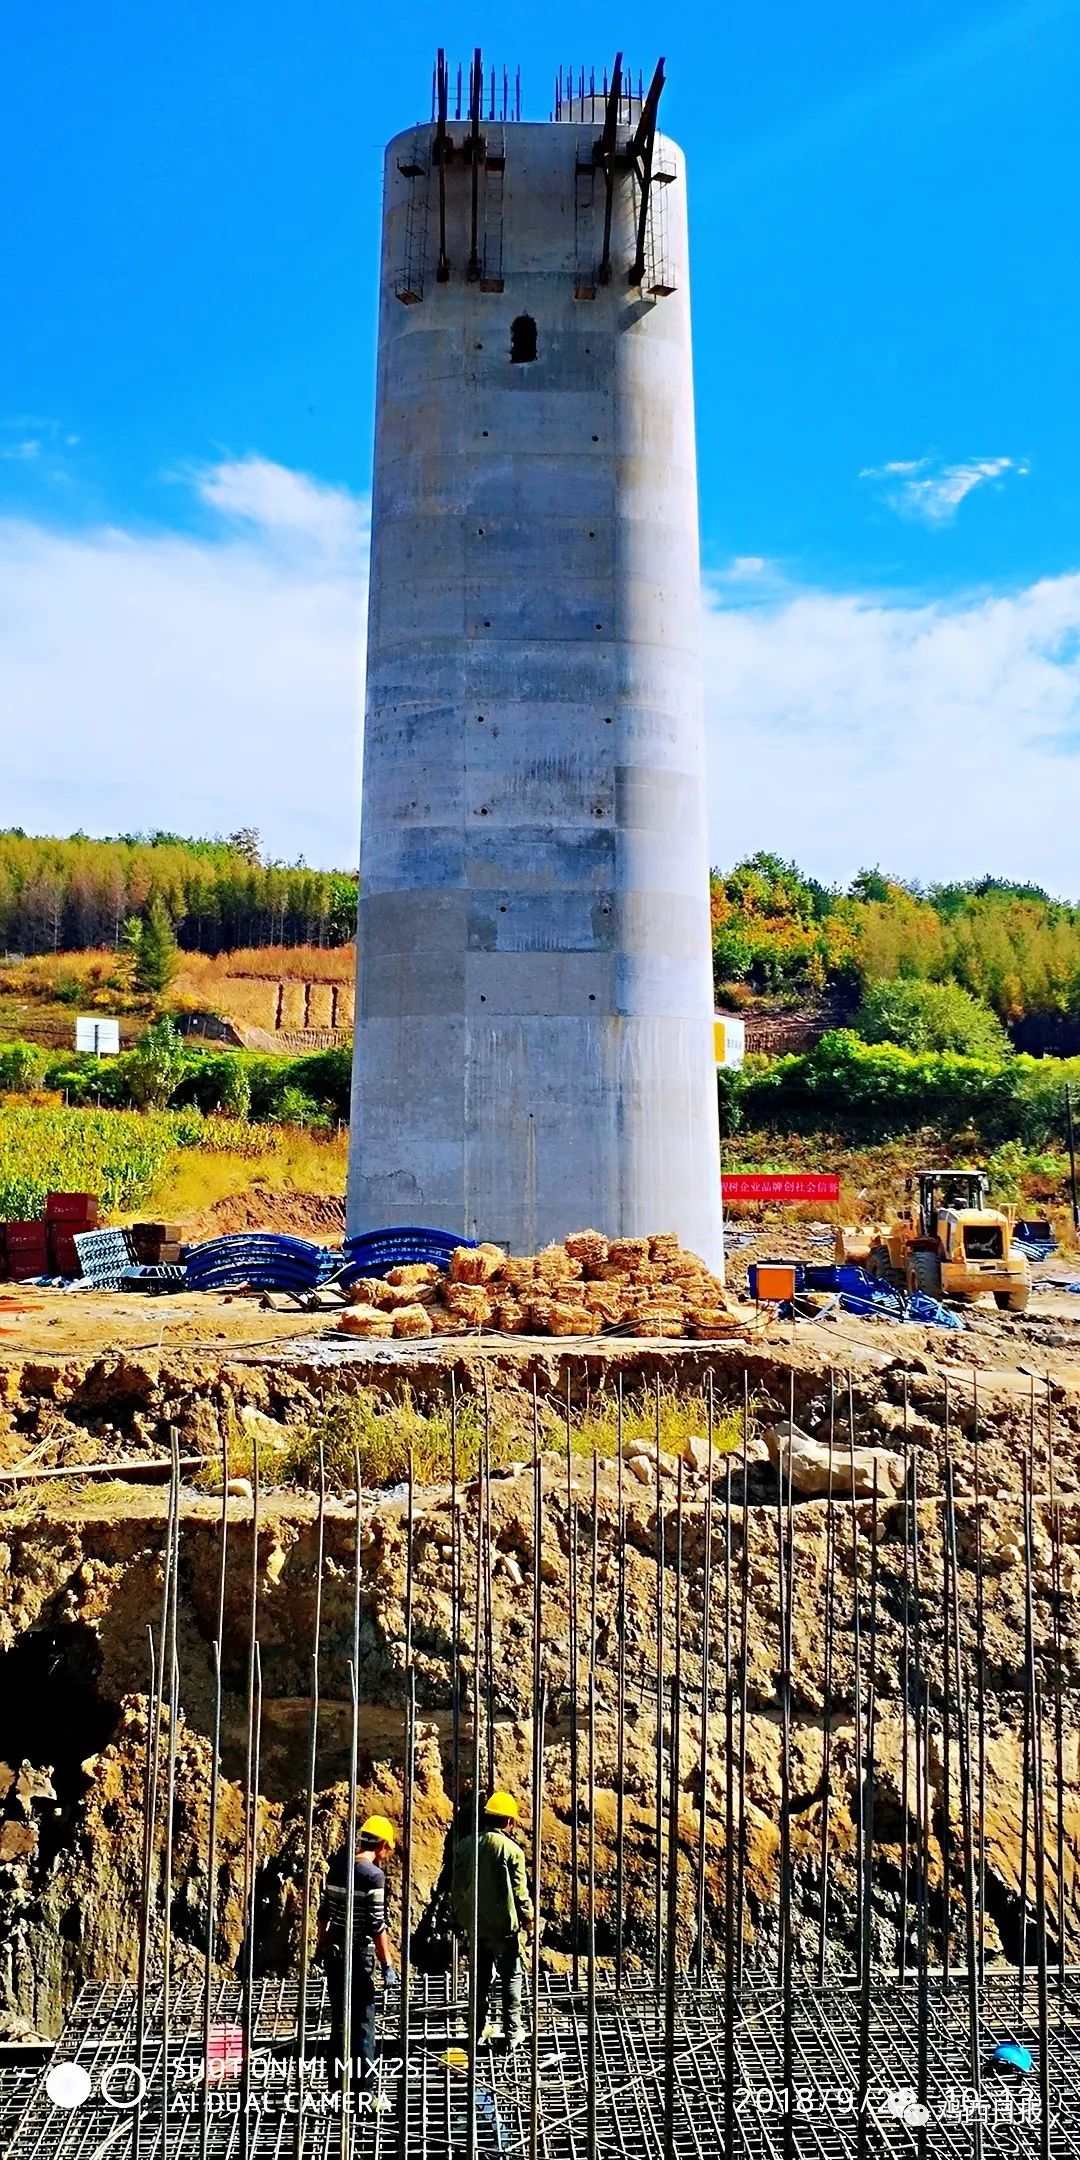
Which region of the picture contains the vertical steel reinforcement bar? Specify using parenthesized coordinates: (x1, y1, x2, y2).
(202, 1427, 230, 2160)
(294, 1440, 325, 2157)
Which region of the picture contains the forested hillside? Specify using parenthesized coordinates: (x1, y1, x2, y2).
(5, 833, 1080, 1035)
(0, 830, 358, 953)
(711, 854, 1080, 1028)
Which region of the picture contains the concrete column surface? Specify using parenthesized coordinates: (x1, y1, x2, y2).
(349, 110, 723, 1271)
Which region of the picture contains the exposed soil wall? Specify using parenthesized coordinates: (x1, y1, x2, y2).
(2, 1359, 1078, 2038)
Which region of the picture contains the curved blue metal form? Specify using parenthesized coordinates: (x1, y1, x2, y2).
(341, 1226, 477, 1283)
(184, 1235, 340, 1293)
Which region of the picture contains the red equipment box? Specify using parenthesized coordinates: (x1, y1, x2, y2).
(45, 1192, 100, 1227)
(8, 1228, 49, 1280)
(5, 1221, 51, 1251)
(48, 1227, 82, 1277)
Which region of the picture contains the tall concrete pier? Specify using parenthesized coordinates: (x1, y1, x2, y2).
(349, 56, 723, 1269)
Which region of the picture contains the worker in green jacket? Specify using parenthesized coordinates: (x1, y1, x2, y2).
(451, 1790, 534, 2050)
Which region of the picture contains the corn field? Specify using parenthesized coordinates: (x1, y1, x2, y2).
(0, 1102, 284, 1220)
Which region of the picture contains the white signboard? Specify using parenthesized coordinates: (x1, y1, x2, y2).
(76, 1016, 121, 1056)
(713, 1014, 746, 1070)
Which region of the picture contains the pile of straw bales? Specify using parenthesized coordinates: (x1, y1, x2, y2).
(335, 1232, 747, 1341)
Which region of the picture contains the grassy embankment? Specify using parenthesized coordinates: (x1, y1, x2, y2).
(0, 946, 354, 1050)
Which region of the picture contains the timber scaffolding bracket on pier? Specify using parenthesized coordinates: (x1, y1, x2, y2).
(3, 1363, 1077, 2158)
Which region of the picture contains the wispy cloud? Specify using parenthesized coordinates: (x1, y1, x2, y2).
(190, 454, 366, 564)
(861, 454, 1029, 524)
(3, 453, 1079, 892)
(703, 566, 1080, 894)
(1, 415, 81, 475)
(1, 455, 368, 864)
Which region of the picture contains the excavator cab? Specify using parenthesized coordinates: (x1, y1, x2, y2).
(911, 1170, 989, 1238)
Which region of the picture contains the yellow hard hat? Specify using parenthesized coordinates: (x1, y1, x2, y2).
(484, 1790, 519, 1821)
(359, 1813, 396, 1850)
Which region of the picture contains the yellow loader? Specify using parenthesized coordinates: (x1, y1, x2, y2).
(836, 1168, 1031, 1312)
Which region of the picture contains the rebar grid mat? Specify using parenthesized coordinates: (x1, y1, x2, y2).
(6, 1970, 1080, 2159)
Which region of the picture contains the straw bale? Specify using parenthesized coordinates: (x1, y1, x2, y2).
(392, 1303, 433, 1338)
(346, 1276, 394, 1308)
(385, 1262, 441, 1288)
(581, 1280, 619, 1308)
(445, 1283, 494, 1325)
(491, 1299, 527, 1334)
(693, 1277, 737, 1309)
(335, 1306, 394, 1339)
(563, 1230, 609, 1274)
(380, 1282, 439, 1310)
(546, 1302, 593, 1336)
(523, 1297, 556, 1332)
(499, 1256, 538, 1290)
(688, 1312, 747, 1339)
(581, 1285, 628, 1326)
(449, 1242, 505, 1284)
(534, 1243, 582, 1283)
(635, 1305, 686, 1337)
(605, 1238, 650, 1273)
(647, 1232, 683, 1264)
(430, 1310, 470, 1336)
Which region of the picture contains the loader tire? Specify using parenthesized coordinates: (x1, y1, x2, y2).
(995, 1288, 1030, 1313)
(908, 1250, 943, 1299)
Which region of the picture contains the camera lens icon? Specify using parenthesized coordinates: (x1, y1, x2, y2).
(45, 2062, 92, 2110)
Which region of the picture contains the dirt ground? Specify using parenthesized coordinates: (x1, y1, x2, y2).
(4, 1261, 1079, 1393)
(0, 1284, 338, 1361)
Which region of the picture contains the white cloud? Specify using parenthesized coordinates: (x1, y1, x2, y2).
(703, 568, 1080, 895)
(2, 451, 1078, 896)
(191, 454, 365, 563)
(0, 456, 369, 865)
(721, 555, 769, 580)
(861, 453, 1029, 523)
(0, 439, 42, 462)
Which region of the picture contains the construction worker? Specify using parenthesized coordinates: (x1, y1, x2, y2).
(451, 1790, 533, 2051)
(318, 1813, 398, 2104)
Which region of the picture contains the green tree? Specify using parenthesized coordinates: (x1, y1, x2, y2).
(272, 1085, 325, 1129)
(852, 978, 1011, 1058)
(123, 897, 179, 996)
(125, 1017, 187, 1108)
(0, 1042, 47, 1092)
(215, 1058, 251, 1119)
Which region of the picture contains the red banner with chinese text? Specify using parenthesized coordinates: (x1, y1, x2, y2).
(722, 1173, 840, 1202)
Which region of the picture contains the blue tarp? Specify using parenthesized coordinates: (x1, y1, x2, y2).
(793, 1262, 965, 1330)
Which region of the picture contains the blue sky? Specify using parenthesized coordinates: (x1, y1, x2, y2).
(3, 0, 1079, 888)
